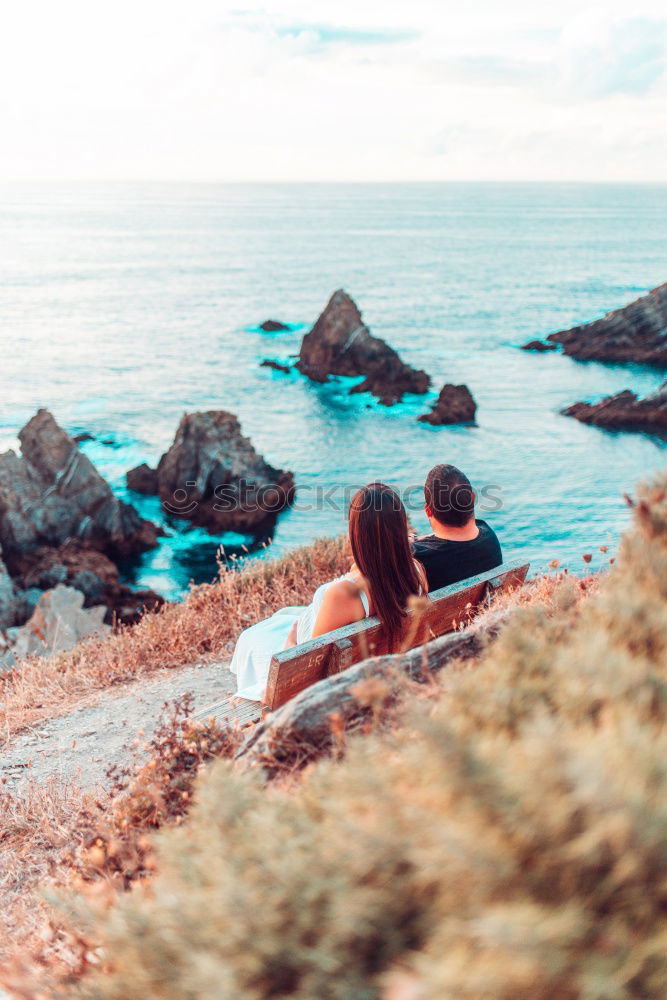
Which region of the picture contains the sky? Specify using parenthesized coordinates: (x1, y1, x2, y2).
(0, 0, 666, 182)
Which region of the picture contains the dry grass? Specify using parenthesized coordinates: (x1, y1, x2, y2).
(0, 536, 350, 742)
(46, 474, 667, 1000)
(0, 548, 574, 999)
(0, 530, 611, 999)
(0, 698, 240, 996)
(0, 777, 105, 979)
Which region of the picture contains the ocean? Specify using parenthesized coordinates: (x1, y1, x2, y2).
(1, 181, 665, 600)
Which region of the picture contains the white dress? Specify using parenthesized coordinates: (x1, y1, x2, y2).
(230, 574, 371, 702)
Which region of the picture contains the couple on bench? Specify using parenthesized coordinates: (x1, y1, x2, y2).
(231, 463, 502, 702)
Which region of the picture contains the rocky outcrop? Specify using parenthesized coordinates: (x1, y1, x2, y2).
(521, 340, 558, 352)
(260, 320, 291, 332)
(0, 410, 160, 560)
(6, 541, 163, 625)
(127, 462, 159, 495)
(9, 585, 110, 662)
(563, 383, 667, 433)
(546, 283, 667, 365)
(418, 384, 477, 425)
(297, 290, 430, 405)
(155, 411, 295, 535)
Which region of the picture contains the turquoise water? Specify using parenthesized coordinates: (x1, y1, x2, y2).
(1, 182, 665, 599)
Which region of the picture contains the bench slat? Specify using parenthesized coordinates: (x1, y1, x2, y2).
(264, 560, 528, 710)
(195, 696, 263, 729)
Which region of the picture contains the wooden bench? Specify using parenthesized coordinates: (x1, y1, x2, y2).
(196, 560, 529, 729)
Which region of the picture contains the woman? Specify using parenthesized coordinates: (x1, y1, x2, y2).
(230, 482, 427, 701)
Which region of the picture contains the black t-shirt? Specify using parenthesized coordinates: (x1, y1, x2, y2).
(412, 520, 503, 593)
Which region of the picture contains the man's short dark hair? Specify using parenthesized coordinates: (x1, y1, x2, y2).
(424, 464, 475, 528)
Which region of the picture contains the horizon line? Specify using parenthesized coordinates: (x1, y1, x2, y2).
(1, 177, 666, 186)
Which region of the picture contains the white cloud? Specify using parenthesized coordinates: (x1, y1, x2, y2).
(0, 0, 665, 181)
(559, 10, 667, 97)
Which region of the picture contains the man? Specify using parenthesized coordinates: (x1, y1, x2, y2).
(413, 463, 502, 592)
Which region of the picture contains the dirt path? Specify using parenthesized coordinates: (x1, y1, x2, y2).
(0, 660, 235, 793)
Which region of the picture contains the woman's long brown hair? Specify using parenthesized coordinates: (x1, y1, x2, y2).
(348, 482, 422, 651)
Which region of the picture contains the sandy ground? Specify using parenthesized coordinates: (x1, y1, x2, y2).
(0, 660, 235, 794)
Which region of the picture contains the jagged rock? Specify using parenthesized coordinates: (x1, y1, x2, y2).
(297, 290, 430, 405)
(0, 547, 17, 629)
(10, 585, 110, 660)
(418, 384, 477, 425)
(156, 411, 295, 535)
(521, 340, 558, 352)
(260, 320, 291, 332)
(7, 541, 164, 625)
(0, 410, 160, 560)
(547, 283, 667, 364)
(261, 359, 292, 374)
(127, 462, 159, 495)
(563, 383, 667, 433)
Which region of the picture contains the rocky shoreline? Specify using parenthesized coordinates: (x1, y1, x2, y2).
(0, 408, 296, 668)
(546, 282, 667, 365)
(563, 384, 667, 433)
(520, 281, 667, 437)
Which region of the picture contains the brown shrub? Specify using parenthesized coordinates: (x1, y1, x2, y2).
(67, 694, 242, 890)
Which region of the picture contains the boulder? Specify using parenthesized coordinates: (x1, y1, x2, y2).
(156, 411, 295, 535)
(0, 547, 17, 629)
(0, 410, 160, 560)
(10, 585, 110, 660)
(260, 359, 292, 374)
(297, 290, 430, 405)
(563, 383, 667, 433)
(16, 588, 44, 621)
(418, 384, 477, 425)
(127, 462, 159, 495)
(260, 320, 291, 332)
(547, 283, 667, 365)
(521, 340, 558, 352)
(7, 541, 164, 625)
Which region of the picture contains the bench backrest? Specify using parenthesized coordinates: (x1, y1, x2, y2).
(265, 560, 528, 709)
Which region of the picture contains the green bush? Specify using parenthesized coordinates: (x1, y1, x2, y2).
(71, 476, 667, 1000)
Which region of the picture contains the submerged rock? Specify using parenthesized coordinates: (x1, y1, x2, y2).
(418, 384, 477, 425)
(522, 340, 558, 352)
(0, 410, 160, 560)
(261, 359, 292, 374)
(156, 411, 295, 535)
(297, 290, 430, 405)
(260, 320, 291, 332)
(563, 383, 667, 433)
(127, 462, 159, 495)
(10, 585, 110, 660)
(547, 283, 667, 365)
